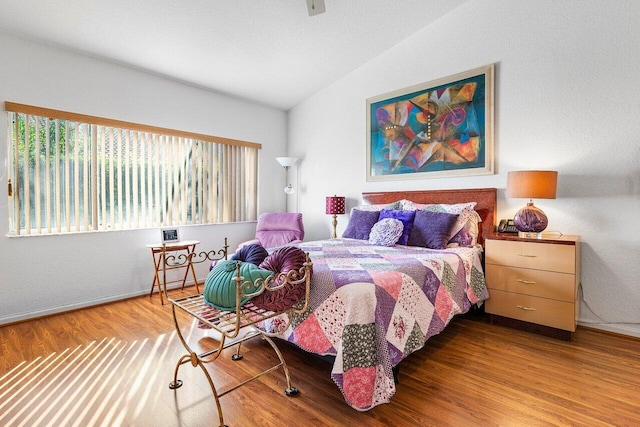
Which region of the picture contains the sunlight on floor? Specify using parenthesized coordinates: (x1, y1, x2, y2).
(0, 330, 181, 427)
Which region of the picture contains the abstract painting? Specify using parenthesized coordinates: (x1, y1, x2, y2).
(366, 64, 494, 181)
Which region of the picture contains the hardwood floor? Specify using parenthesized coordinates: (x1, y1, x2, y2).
(1, 288, 639, 426)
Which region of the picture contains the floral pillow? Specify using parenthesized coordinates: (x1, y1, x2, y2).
(378, 209, 416, 245)
(368, 218, 404, 246)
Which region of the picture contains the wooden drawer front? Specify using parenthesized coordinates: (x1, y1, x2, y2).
(485, 240, 575, 273)
(486, 289, 576, 331)
(485, 265, 575, 302)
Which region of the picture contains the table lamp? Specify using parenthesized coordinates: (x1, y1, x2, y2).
(325, 195, 345, 238)
(506, 170, 558, 238)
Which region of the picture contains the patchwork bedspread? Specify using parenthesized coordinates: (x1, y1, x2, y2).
(262, 238, 489, 411)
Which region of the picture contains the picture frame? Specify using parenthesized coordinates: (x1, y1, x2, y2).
(366, 64, 494, 181)
(161, 227, 180, 244)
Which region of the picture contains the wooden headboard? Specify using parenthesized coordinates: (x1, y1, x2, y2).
(362, 188, 497, 246)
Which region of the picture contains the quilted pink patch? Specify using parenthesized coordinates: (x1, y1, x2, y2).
(434, 285, 455, 323)
(369, 270, 403, 299)
(466, 286, 480, 304)
(343, 366, 377, 409)
(293, 314, 334, 354)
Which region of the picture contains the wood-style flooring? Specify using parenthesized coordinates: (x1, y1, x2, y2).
(1, 288, 639, 427)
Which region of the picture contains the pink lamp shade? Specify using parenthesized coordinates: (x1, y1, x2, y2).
(326, 196, 345, 215)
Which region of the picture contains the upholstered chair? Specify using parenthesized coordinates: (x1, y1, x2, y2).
(238, 212, 304, 249)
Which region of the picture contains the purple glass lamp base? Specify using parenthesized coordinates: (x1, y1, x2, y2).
(513, 202, 548, 233)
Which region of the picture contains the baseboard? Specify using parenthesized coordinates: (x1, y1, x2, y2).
(0, 281, 197, 326)
(577, 321, 640, 339)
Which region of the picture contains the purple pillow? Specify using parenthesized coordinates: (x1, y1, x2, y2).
(231, 244, 269, 265)
(378, 209, 416, 245)
(407, 210, 459, 249)
(253, 246, 311, 312)
(342, 209, 380, 240)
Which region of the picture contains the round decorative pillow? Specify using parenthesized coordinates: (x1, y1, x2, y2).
(203, 260, 274, 311)
(252, 246, 310, 312)
(231, 244, 269, 266)
(368, 218, 404, 246)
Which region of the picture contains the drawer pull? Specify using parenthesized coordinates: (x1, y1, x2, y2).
(516, 305, 537, 311)
(516, 279, 537, 285)
(517, 253, 537, 258)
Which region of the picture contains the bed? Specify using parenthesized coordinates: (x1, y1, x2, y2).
(168, 187, 496, 423)
(262, 188, 497, 410)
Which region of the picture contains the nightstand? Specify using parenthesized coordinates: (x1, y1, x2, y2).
(484, 234, 580, 340)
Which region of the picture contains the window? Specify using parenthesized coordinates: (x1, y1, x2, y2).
(6, 102, 260, 236)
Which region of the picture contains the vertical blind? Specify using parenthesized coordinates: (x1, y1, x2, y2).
(6, 102, 260, 236)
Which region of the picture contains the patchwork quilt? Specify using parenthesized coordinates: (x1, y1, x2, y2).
(262, 238, 489, 411)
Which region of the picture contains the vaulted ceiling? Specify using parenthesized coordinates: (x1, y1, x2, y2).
(0, 0, 468, 110)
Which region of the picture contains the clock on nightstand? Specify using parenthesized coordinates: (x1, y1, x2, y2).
(484, 234, 581, 341)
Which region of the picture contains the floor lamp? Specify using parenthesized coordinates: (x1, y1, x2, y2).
(276, 157, 298, 195)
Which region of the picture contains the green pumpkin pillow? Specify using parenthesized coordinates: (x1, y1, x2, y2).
(203, 260, 273, 311)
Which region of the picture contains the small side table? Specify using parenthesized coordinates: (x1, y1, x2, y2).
(484, 234, 580, 340)
(147, 240, 200, 304)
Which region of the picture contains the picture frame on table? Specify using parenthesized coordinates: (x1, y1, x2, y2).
(161, 227, 180, 244)
(366, 64, 495, 181)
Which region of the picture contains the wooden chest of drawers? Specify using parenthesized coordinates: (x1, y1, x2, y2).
(484, 235, 580, 340)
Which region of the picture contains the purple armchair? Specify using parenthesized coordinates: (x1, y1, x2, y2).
(238, 212, 304, 249)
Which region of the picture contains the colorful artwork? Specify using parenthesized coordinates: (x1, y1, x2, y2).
(367, 65, 494, 181)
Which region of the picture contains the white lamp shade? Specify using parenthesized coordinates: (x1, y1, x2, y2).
(276, 157, 298, 167)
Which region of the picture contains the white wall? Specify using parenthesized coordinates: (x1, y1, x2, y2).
(288, 0, 640, 336)
(0, 34, 288, 323)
